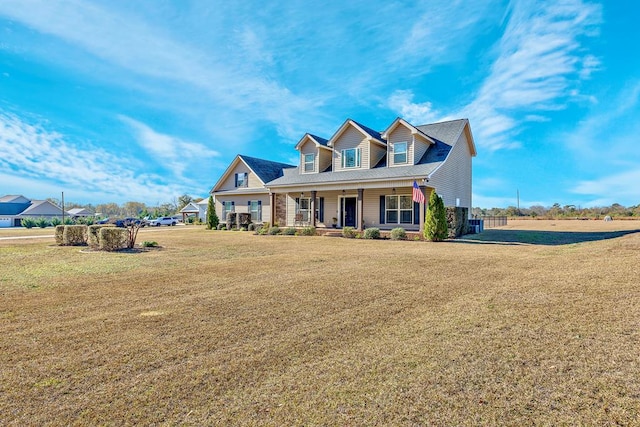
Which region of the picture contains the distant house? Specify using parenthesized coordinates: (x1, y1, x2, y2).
(211, 117, 476, 231)
(0, 195, 68, 227)
(179, 200, 209, 222)
(67, 207, 93, 218)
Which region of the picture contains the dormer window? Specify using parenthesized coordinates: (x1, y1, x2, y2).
(393, 142, 408, 164)
(235, 172, 248, 188)
(341, 148, 361, 168)
(304, 153, 315, 172)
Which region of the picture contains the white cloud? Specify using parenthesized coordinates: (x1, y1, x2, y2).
(572, 170, 640, 206)
(462, 0, 602, 151)
(119, 116, 219, 178)
(387, 90, 439, 124)
(0, 0, 321, 141)
(0, 112, 180, 204)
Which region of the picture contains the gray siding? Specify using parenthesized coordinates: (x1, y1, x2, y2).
(333, 126, 369, 172)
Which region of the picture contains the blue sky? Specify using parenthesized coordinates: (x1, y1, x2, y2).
(1, 0, 638, 208)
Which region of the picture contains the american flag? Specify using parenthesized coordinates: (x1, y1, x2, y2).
(412, 180, 425, 204)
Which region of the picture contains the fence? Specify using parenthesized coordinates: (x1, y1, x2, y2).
(479, 216, 507, 228)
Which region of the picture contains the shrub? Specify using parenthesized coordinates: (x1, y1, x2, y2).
(425, 191, 448, 242)
(63, 225, 88, 246)
(390, 227, 407, 240)
(88, 225, 112, 248)
(142, 241, 158, 247)
(50, 217, 62, 227)
(363, 227, 380, 239)
(283, 227, 297, 235)
(248, 223, 256, 232)
(35, 217, 50, 228)
(300, 226, 316, 236)
(63, 217, 74, 225)
(268, 226, 281, 235)
(257, 222, 270, 235)
(206, 195, 219, 230)
(99, 227, 127, 251)
(54, 225, 65, 245)
(21, 218, 36, 229)
(216, 224, 224, 230)
(342, 226, 356, 238)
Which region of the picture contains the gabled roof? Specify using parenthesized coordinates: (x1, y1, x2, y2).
(417, 119, 476, 157)
(327, 119, 386, 147)
(241, 155, 296, 183)
(267, 118, 471, 188)
(0, 202, 31, 216)
(0, 195, 30, 204)
(68, 207, 93, 216)
(295, 133, 330, 150)
(211, 154, 295, 193)
(19, 200, 64, 216)
(180, 202, 201, 213)
(382, 117, 435, 145)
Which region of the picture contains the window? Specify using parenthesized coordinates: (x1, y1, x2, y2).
(304, 153, 315, 172)
(296, 197, 324, 222)
(222, 201, 234, 220)
(393, 142, 408, 164)
(235, 172, 247, 188)
(249, 200, 261, 221)
(385, 195, 413, 224)
(341, 148, 361, 168)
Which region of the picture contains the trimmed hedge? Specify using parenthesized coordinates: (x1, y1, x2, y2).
(363, 228, 380, 239)
(342, 226, 357, 238)
(99, 227, 127, 251)
(300, 226, 316, 236)
(390, 227, 407, 240)
(63, 225, 88, 246)
(55, 225, 65, 245)
(88, 224, 114, 248)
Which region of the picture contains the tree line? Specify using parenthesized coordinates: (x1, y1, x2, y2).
(472, 203, 640, 219)
(47, 194, 203, 219)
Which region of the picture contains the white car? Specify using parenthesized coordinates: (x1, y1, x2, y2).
(149, 217, 177, 226)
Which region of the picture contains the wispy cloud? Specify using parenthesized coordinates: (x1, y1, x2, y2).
(0, 0, 322, 141)
(119, 116, 219, 178)
(0, 112, 180, 203)
(462, 0, 602, 150)
(572, 169, 640, 206)
(387, 90, 439, 124)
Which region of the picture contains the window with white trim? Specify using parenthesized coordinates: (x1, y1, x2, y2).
(304, 153, 315, 172)
(393, 141, 408, 164)
(222, 201, 234, 220)
(385, 195, 413, 224)
(341, 148, 361, 168)
(296, 197, 323, 222)
(235, 172, 247, 188)
(249, 200, 261, 221)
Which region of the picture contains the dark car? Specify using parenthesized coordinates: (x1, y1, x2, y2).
(114, 218, 147, 228)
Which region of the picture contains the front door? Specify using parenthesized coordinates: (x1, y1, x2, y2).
(342, 197, 357, 227)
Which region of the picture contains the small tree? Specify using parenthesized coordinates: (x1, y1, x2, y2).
(425, 191, 447, 242)
(122, 219, 143, 249)
(206, 195, 219, 230)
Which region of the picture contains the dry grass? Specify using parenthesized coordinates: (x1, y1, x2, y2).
(1, 221, 639, 425)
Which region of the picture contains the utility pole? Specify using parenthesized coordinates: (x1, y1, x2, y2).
(61, 191, 65, 224)
(517, 189, 520, 215)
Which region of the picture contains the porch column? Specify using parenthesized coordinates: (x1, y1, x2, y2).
(270, 192, 276, 226)
(419, 185, 427, 233)
(357, 188, 364, 231)
(310, 190, 317, 227)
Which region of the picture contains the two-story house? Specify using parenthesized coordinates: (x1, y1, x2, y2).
(211, 117, 476, 232)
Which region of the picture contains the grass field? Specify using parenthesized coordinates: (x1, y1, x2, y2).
(1, 220, 639, 425)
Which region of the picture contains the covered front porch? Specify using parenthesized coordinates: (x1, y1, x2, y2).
(268, 180, 432, 232)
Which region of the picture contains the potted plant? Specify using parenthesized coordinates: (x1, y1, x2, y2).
(332, 217, 338, 228)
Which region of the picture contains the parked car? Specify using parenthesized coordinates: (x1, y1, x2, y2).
(114, 217, 147, 228)
(148, 217, 177, 226)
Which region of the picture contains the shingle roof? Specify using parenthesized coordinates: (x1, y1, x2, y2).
(308, 134, 329, 146)
(240, 155, 295, 184)
(267, 119, 467, 187)
(0, 202, 31, 215)
(351, 120, 384, 142)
